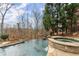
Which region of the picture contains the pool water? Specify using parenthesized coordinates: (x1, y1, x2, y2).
(54, 37, 79, 42)
(0, 39, 48, 56)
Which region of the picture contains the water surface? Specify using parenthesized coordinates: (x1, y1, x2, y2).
(0, 39, 48, 56)
(55, 37, 79, 42)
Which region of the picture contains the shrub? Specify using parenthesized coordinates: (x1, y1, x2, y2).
(0, 34, 9, 40)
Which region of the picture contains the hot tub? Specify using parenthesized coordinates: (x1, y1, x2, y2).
(48, 36, 79, 56)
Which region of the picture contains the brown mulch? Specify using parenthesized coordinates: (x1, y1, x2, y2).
(64, 32, 79, 38)
(53, 32, 79, 38)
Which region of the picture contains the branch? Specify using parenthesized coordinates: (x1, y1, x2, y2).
(3, 4, 14, 16)
(0, 10, 3, 16)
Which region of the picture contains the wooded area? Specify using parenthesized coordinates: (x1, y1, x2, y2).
(0, 3, 46, 41)
(43, 3, 79, 36)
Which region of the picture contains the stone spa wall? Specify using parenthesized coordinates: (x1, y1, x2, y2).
(48, 36, 79, 56)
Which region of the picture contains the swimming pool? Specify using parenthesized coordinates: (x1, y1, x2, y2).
(0, 39, 48, 56)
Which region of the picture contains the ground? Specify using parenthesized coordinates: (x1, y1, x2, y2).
(53, 32, 79, 38)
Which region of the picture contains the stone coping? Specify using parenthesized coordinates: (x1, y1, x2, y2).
(49, 36, 79, 47)
(0, 39, 47, 48)
(0, 39, 26, 48)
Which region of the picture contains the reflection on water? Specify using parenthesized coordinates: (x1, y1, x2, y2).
(0, 39, 48, 56)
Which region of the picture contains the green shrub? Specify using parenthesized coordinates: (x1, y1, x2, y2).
(0, 34, 9, 40)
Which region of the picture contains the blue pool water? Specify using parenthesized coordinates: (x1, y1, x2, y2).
(0, 39, 48, 56)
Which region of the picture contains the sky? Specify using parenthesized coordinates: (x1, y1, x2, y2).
(0, 3, 45, 28)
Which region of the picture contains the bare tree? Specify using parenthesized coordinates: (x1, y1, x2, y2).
(0, 3, 14, 34)
(16, 11, 26, 38)
(32, 9, 42, 39)
(27, 6, 29, 29)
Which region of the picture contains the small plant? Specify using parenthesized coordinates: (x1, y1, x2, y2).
(0, 34, 9, 40)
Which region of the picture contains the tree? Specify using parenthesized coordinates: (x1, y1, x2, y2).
(59, 4, 68, 35)
(43, 3, 79, 36)
(32, 9, 42, 39)
(43, 3, 65, 35)
(65, 3, 79, 34)
(0, 3, 14, 34)
(43, 3, 55, 35)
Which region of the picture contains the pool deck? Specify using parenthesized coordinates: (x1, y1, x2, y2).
(0, 39, 26, 48)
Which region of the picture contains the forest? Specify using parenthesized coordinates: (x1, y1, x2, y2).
(43, 3, 79, 37)
(0, 3, 46, 42)
(0, 3, 79, 42)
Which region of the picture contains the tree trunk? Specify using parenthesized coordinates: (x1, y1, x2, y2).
(71, 19, 73, 34)
(1, 16, 4, 34)
(62, 26, 64, 35)
(52, 28, 54, 35)
(66, 26, 67, 34)
(75, 21, 77, 32)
